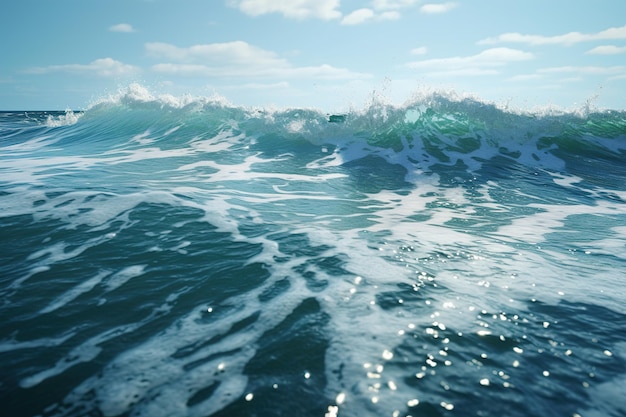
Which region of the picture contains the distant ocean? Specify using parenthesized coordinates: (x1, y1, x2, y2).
(1, 84, 625, 417)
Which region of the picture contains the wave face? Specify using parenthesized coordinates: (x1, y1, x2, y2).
(2, 85, 626, 417)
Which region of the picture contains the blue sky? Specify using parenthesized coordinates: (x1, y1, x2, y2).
(2, 0, 625, 110)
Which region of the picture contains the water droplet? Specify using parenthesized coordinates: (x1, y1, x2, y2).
(325, 405, 339, 417)
(440, 401, 454, 410)
(407, 399, 419, 407)
(336, 392, 346, 405)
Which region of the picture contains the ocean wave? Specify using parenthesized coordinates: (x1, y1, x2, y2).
(26, 84, 622, 184)
(2, 83, 626, 417)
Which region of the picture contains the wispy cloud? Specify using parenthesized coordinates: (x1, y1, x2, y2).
(227, 0, 341, 20)
(371, 0, 421, 10)
(229, 0, 425, 25)
(586, 45, 626, 55)
(146, 41, 371, 80)
(146, 41, 282, 66)
(25, 58, 140, 77)
(479, 24, 626, 46)
(109, 23, 135, 33)
(341, 0, 423, 25)
(538, 66, 626, 76)
(507, 74, 543, 82)
(340, 8, 399, 25)
(410, 46, 428, 55)
(341, 8, 375, 25)
(420, 2, 458, 14)
(406, 47, 534, 76)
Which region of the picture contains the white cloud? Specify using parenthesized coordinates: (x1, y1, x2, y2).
(479, 24, 626, 46)
(340, 7, 401, 25)
(152, 62, 364, 80)
(586, 45, 626, 55)
(507, 74, 543, 82)
(371, 0, 421, 10)
(146, 41, 284, 67)
(410, 46, 428, 55)
(538, 66, 626, 75)
(227, 0, 341, 20)
(146, 41, 370, 80)
(420, 2, 458, 14)
(109, 23, 135, 33)
(406, 47, 534, 76)
(341, 8, 375, 25)
(379, 11, 401, 20)
(25, 58, 140, 77)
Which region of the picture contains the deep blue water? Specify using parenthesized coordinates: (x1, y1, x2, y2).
(1, 85, 626, 417)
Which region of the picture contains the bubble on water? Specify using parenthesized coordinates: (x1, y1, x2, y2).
(441, 401, 454, 410)
(325, 405, 339, 417)
(407, 398, 419, 407)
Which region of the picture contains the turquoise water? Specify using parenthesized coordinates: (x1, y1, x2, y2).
(1, 85, 625, 417)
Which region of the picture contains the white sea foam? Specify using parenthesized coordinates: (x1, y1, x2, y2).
(44, 110, 82, 127)
(104, 265, 147, 292)
(54, 267, 315, 417)
(0, 331, 76, 353)
(40, 271, 111, 314)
